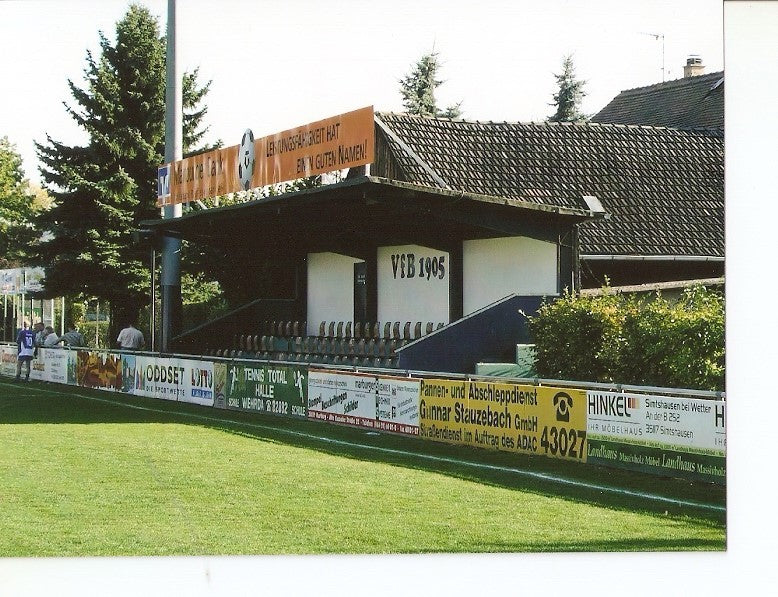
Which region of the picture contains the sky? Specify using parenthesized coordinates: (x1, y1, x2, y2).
(0, 0, 724, 185)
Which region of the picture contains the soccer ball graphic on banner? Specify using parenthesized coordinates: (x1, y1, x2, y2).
(238, 129, 255, 190)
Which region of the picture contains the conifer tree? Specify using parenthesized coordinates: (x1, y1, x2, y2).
(548, 55, 588, 123)
(0, 136, 38, 267)
(34, 4, 211, 329)
(399, 51, 462, 118)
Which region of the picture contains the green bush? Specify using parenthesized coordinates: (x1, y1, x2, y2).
(529, 290, 626, 383)
(528, 286, 724, 391)
(78, 321, 111, 349)
(619, 287, 724, 391)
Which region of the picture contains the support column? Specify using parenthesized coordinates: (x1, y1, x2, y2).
(448, 241, 463, 323)
(151, 248, 157, 351)
(557, 223, 577, 295)
(365, 248, 378, 325)
(161, 0, 182, 353)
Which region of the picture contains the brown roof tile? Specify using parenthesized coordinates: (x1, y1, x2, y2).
(374, 112, 724, 258)
(591, 72, 724, 129)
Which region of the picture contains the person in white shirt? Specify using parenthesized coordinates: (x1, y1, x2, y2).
(116, 323, 145, 350)
(42, 326, 61, 348)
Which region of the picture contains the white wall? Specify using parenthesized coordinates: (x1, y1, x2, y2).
(463, 236, 557, 315)
(377, 244, 449, 326)
(306, 252, 363, 335)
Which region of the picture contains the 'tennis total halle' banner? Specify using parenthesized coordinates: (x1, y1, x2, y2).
(418, 379, 587, 462)
(222, 361, 307, 418)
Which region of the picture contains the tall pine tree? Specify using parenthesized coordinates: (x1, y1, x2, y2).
(399, 51, 462, 118)
(548, 55, 588, 123)
(0, 136, 38, 267)
(34, 5, 210, 329)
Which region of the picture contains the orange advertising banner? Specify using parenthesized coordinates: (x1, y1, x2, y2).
(157, 106, 375, 206)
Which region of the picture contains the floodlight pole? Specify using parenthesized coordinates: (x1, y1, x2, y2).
(161, 0, 182, 353)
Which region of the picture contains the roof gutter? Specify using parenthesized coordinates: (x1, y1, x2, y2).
(139, 175, 603, 235)
(581, 254, 724, 262)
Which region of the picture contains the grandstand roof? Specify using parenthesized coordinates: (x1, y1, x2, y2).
(142, 175, 597, 256)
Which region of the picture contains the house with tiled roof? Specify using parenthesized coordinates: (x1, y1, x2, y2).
(592, 57, 724, 129)
(372, 112, 724, 287)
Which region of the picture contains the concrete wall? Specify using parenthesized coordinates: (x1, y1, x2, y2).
(307, 252, 363, 335)
(462, 236, 557, 315)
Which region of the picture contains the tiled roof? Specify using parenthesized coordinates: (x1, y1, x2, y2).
(591, 72, 724, 129)
(374, 112, 724, 258)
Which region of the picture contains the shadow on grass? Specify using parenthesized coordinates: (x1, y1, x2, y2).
(416, 536, 726, 553)
(0, 379, 727, 534)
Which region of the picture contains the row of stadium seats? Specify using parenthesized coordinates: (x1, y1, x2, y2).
(203, 320, 445, 368)
(231, 320, 445, 350)
(205, 347, 398, 369)
(206, 335, 405, 360)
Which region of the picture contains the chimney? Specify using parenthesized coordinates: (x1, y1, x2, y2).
(683, 55, 705, 78)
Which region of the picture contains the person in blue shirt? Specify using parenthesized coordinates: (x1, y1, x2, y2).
(15, 321, 36, 382)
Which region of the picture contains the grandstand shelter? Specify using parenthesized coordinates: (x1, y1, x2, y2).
(141, 109, 723, 371)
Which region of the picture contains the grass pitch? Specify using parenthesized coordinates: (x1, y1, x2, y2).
(0, 379, 725, 556)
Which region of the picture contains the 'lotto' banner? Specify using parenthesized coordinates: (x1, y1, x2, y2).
(586, 391, 726, 484)
(418, 379, 588, 462)
(224, 361, 307, 417)
(130, 356, 215, 406)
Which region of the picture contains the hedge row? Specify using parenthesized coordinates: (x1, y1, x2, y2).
(528, 286, 724, 391)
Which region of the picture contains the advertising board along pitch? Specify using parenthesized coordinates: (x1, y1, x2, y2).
(157, 106, 375, 206)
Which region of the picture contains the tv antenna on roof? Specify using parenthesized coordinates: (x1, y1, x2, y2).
(640, 32, 666, 82)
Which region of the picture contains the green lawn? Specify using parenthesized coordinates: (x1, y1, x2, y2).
(0, 379, 725, 556)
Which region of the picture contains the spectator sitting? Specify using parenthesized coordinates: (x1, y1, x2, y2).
(58, 324, 85, 348)
(43, 326, 61, 348)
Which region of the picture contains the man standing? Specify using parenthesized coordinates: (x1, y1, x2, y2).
(15, 321, 35, 382)
(58, 324, 85, 348)
(33, 321, 46, 348)
(116, 322, 145, 350)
